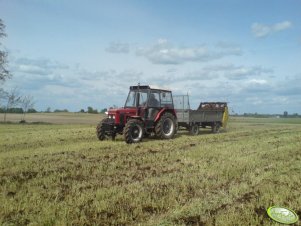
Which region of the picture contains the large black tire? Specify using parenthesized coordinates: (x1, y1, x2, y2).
(155, 112, 176, 139)
(124, 119, 144, 144)
(174, 119, 178, 135)
(189, 123, 199, 135)
(96, 118, 109, 140)
(211, 122, 221, 134)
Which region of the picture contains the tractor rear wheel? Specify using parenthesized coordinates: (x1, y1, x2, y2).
(124, 119, 144, 144)
(155, 112, 176, 139)
(96, 118, 109, 140)
(190, 124, 199, 135)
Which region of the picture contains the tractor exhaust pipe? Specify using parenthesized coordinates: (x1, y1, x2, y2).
(136, 83, 140, 116)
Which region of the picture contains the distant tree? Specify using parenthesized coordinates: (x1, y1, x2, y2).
(27, 108, 37, 113)
(54, 109, 69, 113)
(7, 107, 23, 113)
(101, 108, 107, 113)
(0, 19, 12, 113)
(87, 106, 98, 114)
(0, 88, 7, 108)
(0, 19, 11, 83)
(87, 106, 93, 113)
(20, 95, 35, 121)
(3, 88, 22, 122)
(45, 107, 51, 113)
(283, 111, 288, 118)
(79, 109, 85, 113)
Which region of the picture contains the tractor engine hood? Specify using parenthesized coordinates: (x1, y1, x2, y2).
(107, 108, 137, 115)
(107, 108, 137, 124)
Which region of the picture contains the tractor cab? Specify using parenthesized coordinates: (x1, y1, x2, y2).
(97, 85, 177, 143)
(125, 85, 173, 108)
(125, 85, 173, 117)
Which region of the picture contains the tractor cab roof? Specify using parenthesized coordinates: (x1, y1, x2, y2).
(130, 85, 150, 90)
(130, 85, 171, 93)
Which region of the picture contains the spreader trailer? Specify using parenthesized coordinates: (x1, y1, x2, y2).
(173, 95, 229, 135)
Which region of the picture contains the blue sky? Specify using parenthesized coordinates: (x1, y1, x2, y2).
(1, 0, 301, 114)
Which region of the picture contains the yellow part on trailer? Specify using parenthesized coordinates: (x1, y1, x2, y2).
(222, 106, 229, 128)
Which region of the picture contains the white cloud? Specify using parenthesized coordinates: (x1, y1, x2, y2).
(136, 39, 242, 64)
(183, 71, 218, 81)
(18, 64, 49, 75)
(273, 21, 292, 31)
(7, 54, 301, 114)
(105, 42, 130, 53)
(247, 79, 267, 85)
(274, 75, 301, 96)
(251, 23, 271, 38)
(251, 21, 292, 38)
(12, 57, 68, 75)
(202, 64, 273, 80)
(246, 97, 263, 105)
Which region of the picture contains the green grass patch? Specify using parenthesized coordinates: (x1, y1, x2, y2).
(0, 118, 300, 225)
(230, 116, 301, 124)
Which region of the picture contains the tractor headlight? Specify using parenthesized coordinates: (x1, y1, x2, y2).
(109, 115, 115, 119)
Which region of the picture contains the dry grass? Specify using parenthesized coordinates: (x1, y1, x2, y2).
(0, 116, 300, 225)
(0, 113, 103, 125)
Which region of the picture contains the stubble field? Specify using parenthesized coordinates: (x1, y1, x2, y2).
(0, 113, 300, 225)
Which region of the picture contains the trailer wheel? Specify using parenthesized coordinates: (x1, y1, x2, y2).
(124, 119, 144, 144)
(190, 124, 199, 135)
(211, 122, 221, 134)
(155, 112, 176, 139)
(96, 118, 108, 140)
(175, 119, 178, 135)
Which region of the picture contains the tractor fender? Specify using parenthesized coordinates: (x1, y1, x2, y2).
(154, 108, 177, 122)
(126, 116, 146, 126)
(127, 115, 143, 122)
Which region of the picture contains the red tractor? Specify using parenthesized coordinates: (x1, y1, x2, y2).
(96, 85, 177, 143)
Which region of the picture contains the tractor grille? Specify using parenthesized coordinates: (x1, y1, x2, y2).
(102, 118, 115, 131)
(103, 123, 114, 131)
(119, 113, 125, 125)
(101, 118, 124, 135)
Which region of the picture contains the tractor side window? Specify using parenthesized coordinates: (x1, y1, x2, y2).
(148, 91, 160, 107)
(125, 91, 136, 107)
(138, 92, 148, 106)
(160, 92, 173, 108)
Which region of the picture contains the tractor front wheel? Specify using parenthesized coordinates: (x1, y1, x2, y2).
(124, 119, 144, 144)
(96, 118, 108, 140)
(155, 112, 176, 139)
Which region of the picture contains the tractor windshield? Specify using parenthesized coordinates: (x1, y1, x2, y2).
(124, 90, 149, 108)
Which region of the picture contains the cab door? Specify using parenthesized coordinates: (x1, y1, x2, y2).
(137, 91, 149, 119)
(144, 91, 160, 128)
